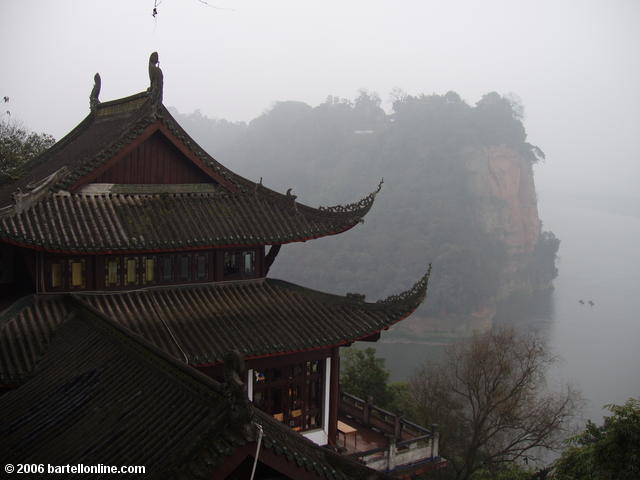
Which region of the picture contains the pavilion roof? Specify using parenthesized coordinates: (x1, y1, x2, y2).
(0, 85, 380, 252)
(0, 298, 392, 480)
(0, 186, 378, 253)
(0, 270, 430, 386)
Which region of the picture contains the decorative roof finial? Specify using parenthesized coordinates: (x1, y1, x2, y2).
(286, 188, 298, 211)
(89, 73, 101, 111)
(148, 52, 163, 105)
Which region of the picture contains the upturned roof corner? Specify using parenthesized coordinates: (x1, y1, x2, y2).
(318, 178, 383, 217)
(377, 263, 432, 306)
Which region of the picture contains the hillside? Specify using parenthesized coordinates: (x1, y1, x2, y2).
(172, 90, 559, 336)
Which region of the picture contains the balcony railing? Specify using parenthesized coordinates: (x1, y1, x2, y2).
(340, 391, 443, 475)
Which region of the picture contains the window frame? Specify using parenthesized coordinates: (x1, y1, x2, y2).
(124, 256, 139, 286)
(223, 248, 259, 280)
(104, 256, 122, 288)
(48, 259, 65, 291)
(160, 255, 174, 284)
(68, 258, 87, 289)
(142, 255, 157, 285)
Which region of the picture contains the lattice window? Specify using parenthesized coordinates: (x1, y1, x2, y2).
(105, 257, 120, 287)
(161, 256, 173, 282)
(125, 257, 139, 285)
(69, 259, 86, 288)
(143, 256, 156, 284)
(178, 255, 190, 281)
(50, 262, 63, 289)
(196, 254, 207, 281)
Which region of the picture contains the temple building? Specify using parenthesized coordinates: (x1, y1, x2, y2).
(0, 53, 445, 478)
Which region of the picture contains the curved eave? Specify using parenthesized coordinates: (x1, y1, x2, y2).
(0, 183, 381, 254)
(0, 271, 430, 383)
(218, 305, 420, 368)
(0, 222, 359, 255)
(194, 266, 432, 367)
(377, 263, 432, 307)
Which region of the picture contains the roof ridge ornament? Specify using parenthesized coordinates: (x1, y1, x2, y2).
(286, 188, 298, 212)
(346, 293, 366, 302)
(222, 350, 254, 438)
(147, 52, 163, 108)
(254, 177, 263, 195)
(89, 73, 101, 111)
(377, 263, 432, 305)
(5, 167, 70, 216)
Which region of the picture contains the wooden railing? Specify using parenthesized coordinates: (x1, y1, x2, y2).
(340, 391, 441, 473)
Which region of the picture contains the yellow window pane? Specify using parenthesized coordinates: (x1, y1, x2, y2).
(71, 261, 84, 288)
(51, 263, 62, 288)
(107, 260, 118, 285)
(145, 258, 155, 283)
(126, 258, 137, 284)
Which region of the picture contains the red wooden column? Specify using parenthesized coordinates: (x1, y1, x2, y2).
(328, 346, 340, 446)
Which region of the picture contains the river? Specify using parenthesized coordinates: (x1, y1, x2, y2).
(369, 193, 640, 426)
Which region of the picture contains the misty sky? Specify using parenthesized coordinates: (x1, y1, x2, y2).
(2, 0, 638, 199)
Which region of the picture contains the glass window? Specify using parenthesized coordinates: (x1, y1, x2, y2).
(196, 254, 207, 281)
(243, 251, 255, 274)
(162, 256, 173, 282)
(224, 251, 240, 276)
(70, 259, 86, 288)
(178, 255, 190, 281)
(125, 257, 138, 285)
(105, 257, 120, 286)
(143, 257, 155, 284)
(51, 262, 62, 288)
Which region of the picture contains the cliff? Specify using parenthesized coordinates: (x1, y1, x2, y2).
(388, 144, 552, 339)
(467, 145, 544, 298)
(172, 90, 559, 338)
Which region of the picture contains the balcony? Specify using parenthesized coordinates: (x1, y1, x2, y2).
(338, 392, 447, 478)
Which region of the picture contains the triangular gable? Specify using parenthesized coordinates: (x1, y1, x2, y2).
(70, 122, 235, 190)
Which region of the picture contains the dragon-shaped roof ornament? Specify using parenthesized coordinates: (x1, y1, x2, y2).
(148, 52, 163, 108)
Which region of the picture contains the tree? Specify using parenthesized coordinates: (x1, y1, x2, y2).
(410, 328, 578, 480)
(341, 347, 393, 407)
(553, 398, 640, 480)
(0, 119, 55, 184)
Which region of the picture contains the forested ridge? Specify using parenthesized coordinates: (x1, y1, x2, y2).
(173, 90, 559, 324)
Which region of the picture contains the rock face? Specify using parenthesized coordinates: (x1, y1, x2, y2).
(466, 145, 543, 299)
(392, 145, 551, 339)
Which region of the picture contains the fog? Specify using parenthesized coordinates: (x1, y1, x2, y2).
(2, 0, 639, 201)
(2, 0, 639, 420)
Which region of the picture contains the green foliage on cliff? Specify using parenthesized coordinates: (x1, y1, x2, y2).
(173, 90, 556, 317)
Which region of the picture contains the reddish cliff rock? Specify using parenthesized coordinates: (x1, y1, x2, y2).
(466, 145, 543, 299)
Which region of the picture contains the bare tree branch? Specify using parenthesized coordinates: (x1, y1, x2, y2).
(410, 327, 579, 480)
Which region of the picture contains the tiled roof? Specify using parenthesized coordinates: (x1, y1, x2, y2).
(0, 91, 380, 251)
(0, 272, 429, 385)
(0, 298, 392, 480)
(0, 189, 375, 253)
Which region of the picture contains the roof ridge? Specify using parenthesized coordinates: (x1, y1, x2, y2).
(0, 294, 38, 328)
(95, 90, 149, 109)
